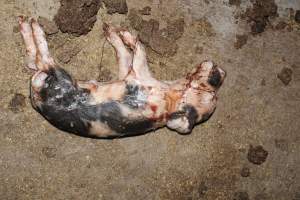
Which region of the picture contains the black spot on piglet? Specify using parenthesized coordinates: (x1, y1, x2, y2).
(35, 67, 93, 138)
(169, 105, 199, 132)
(184, 105, 198, 130)
(123, 84, 146, 109)
(39, 104, 91, 137)
(78, 101, 155, 137)
(87, 102, 154, 136)
(208, 67, 222, 88)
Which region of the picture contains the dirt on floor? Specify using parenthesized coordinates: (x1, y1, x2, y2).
(0, 0, 300, 199)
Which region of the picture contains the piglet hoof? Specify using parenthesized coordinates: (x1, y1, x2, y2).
(119, 30, 137, 50)
(102, 22, 110, 33)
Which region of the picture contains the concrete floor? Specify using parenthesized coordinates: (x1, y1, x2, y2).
(0, 0, 299, 199)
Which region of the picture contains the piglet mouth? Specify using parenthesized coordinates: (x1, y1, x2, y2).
(31, 71, 48, 92)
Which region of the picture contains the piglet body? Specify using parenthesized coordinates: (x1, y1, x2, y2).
(19, 17, 226, 138)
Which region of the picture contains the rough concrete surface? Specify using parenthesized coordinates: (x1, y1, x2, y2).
(0, 0, 300, 199)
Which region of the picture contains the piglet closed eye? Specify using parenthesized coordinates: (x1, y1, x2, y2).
(18, 16, 226, 139)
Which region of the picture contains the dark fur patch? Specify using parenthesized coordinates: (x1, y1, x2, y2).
(168, 110, 186, 120)
(169, 105, 199, 131)
(80, 101, 154, 136)
(123, 84, 146, 109)
(39, 67, 90, 109)
(36, 67, 93, 137)
(208, 68, 222, 88)
(183, 105, 199, 130)
(39, 104, 91, 138)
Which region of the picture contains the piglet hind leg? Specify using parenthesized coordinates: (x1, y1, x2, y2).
(18, 16, 47, 93)
(103, 23, 133, 80)
(19, 16, 55, 71)
(30, 18, 55, 69)
(18, 16, 37, 71)
(119, 30, 158, 84)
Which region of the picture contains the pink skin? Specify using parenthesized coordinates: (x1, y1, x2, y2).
(18, 16, 48, 92)
(18, 16, 226, 137)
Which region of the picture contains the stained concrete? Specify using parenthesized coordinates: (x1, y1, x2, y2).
(0, 0, 299, 199)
